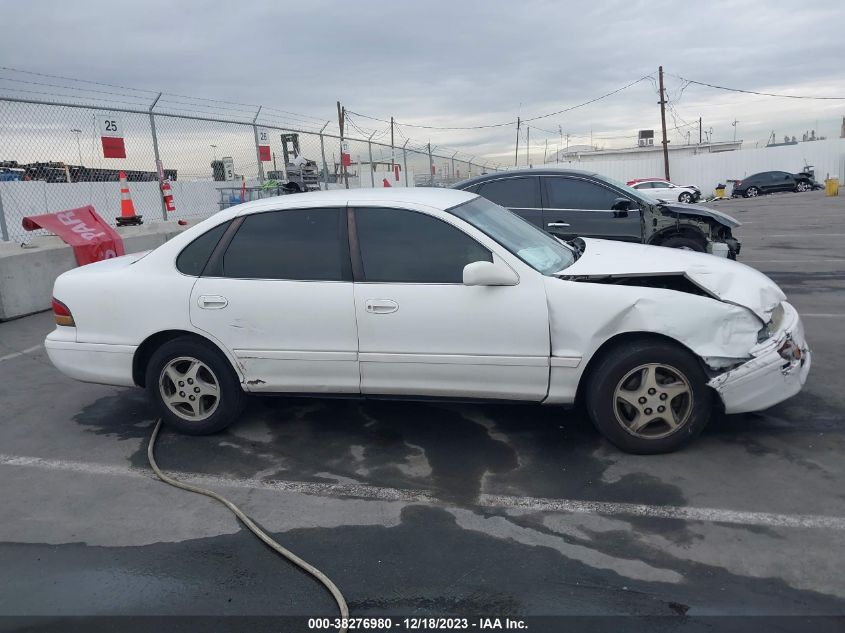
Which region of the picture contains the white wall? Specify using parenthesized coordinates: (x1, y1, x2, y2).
(556, 138, 845, 196)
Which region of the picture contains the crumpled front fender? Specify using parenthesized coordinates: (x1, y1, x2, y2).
(544, 277, 761, 404)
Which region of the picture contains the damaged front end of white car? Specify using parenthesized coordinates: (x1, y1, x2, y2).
(550, 238, 811, 416)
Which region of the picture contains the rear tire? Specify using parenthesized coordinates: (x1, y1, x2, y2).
(585, 340, 712, 454)
(145, 336, 245, 435)
(657, 235, 706, 252)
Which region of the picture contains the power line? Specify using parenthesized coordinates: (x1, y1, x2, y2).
(348, 75, 653, 131)
(669, 73, 845, 100)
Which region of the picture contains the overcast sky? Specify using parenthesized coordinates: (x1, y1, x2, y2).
(2, 0, 844, 164)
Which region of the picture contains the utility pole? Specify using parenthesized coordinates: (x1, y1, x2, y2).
(558, 125, 563, 163)
(732, 118, 739, 142)
(544, 139, 548, 164)
(337, 101, 348, 189)
(390, 116, 395, 170)
(514, 117, 521, 167)
(658, 65, 670, 180)
(699, 117, 702, 144)
(526, 126, 530, 166)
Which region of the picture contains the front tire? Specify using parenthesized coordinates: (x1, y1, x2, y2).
(585, 340, 712, 454)
(678, 191, 694, 203)
(744, 186, 759, 198)
(146, 336, 245, 435)
(796, 181, 810, 192)
(657, 235, 706, 252)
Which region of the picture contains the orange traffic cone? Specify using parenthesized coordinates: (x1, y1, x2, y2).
(116, 171, 143, 226)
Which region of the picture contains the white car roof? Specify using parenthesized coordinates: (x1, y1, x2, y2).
(231, 187, 477, 217)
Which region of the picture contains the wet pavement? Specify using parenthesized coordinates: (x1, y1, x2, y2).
(0, 190, 843, 629)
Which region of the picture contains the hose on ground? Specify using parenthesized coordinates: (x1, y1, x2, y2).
(147, 418, 349, 632)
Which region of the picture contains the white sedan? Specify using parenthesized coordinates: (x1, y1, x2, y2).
(46, 188, 810, 454)
(628, 178, 701, 203)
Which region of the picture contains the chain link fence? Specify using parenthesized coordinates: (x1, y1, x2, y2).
(0, 92, 501, 243)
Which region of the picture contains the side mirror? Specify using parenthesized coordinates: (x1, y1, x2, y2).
(463, 260, 518, 286)
(611, 197, 632, 211)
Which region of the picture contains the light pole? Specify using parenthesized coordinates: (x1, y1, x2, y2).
(70, 128, 83, 166)
(210, 144, 218, 162)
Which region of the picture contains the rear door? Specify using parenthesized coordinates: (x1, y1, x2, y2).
(474, 176, 542, 227)
(541, 175, 642, 242)
(189, 206, 359, 393)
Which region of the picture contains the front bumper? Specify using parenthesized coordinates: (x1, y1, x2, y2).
(708, 302, 810, 414)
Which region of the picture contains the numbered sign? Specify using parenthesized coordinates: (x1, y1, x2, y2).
(341, 140, 351, 167)
(95, 115, 126, 159)
(257, 127, 271, 162)
(222, 157, 235, 181)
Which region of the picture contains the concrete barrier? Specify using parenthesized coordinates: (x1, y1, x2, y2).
(0, 219, 202, 321)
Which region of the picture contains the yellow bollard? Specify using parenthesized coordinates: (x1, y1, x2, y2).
(825, 178, 839, 197)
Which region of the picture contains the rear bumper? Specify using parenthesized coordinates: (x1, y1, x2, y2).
(45, 331, 136, 387)
(708, 302, 810, 414)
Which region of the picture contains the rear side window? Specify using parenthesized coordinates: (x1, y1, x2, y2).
(222, 208, 347, 280)
(355, 207, 492, 283)
(176, 221, 230, 276)
(477, 177, 539, 208)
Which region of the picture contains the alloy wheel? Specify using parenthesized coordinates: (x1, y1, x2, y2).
(613, 363, 693, 439)
(746, 187, 759, 197)
(159, 356, 220, 421)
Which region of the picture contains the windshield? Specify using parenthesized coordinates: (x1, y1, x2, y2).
(594, 174, 657, 206)
(449, 196, 575, 275)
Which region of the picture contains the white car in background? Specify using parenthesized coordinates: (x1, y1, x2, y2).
(45, 189, 809, 454)
(627, 178, 701, 203)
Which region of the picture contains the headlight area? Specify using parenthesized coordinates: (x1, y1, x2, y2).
(707, 302, 811, 414)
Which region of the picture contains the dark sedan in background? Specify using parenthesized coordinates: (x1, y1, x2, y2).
(732, 171, 816, 197)
(454, 168, 741, 258)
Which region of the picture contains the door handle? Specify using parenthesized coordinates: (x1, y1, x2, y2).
(365, 299, 398, 314)
(198, 295, 228, 310)
(547, 222, 570, 227)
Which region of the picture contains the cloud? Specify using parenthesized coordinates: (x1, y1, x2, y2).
(2, 0, 844, 162)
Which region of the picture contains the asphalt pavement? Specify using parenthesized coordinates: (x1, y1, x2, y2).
(0, 190, 843, 631)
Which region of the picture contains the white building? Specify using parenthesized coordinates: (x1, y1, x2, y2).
(547, 140, 743, 165)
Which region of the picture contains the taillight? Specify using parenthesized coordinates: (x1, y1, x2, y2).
(52, 298, 75, 327)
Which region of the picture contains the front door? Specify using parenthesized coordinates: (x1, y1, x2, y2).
(189, 206, 359, 393)
(351, 206, 550, 400)
(541, 175, 642, 242)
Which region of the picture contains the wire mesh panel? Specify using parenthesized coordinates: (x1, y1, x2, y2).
(0, 99, 157, 241)
(152, 114, 259, 219)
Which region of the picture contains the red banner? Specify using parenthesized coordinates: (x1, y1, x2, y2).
(22, 206, 125, 266)
(258, 145, 271, 162)
(101, 136, 126, 159)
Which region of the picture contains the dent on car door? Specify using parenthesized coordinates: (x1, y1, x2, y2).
(541, 176, 642, 242)
(351, 206, 550, 400)
(475, 176, 542, 227)
(188, 207, 359, 393)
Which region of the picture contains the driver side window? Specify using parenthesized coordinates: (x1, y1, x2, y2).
(354, 208, 492, 283)
(545, 177, 622, 210)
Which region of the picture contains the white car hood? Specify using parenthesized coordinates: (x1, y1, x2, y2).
(558, 238, 785, 322)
